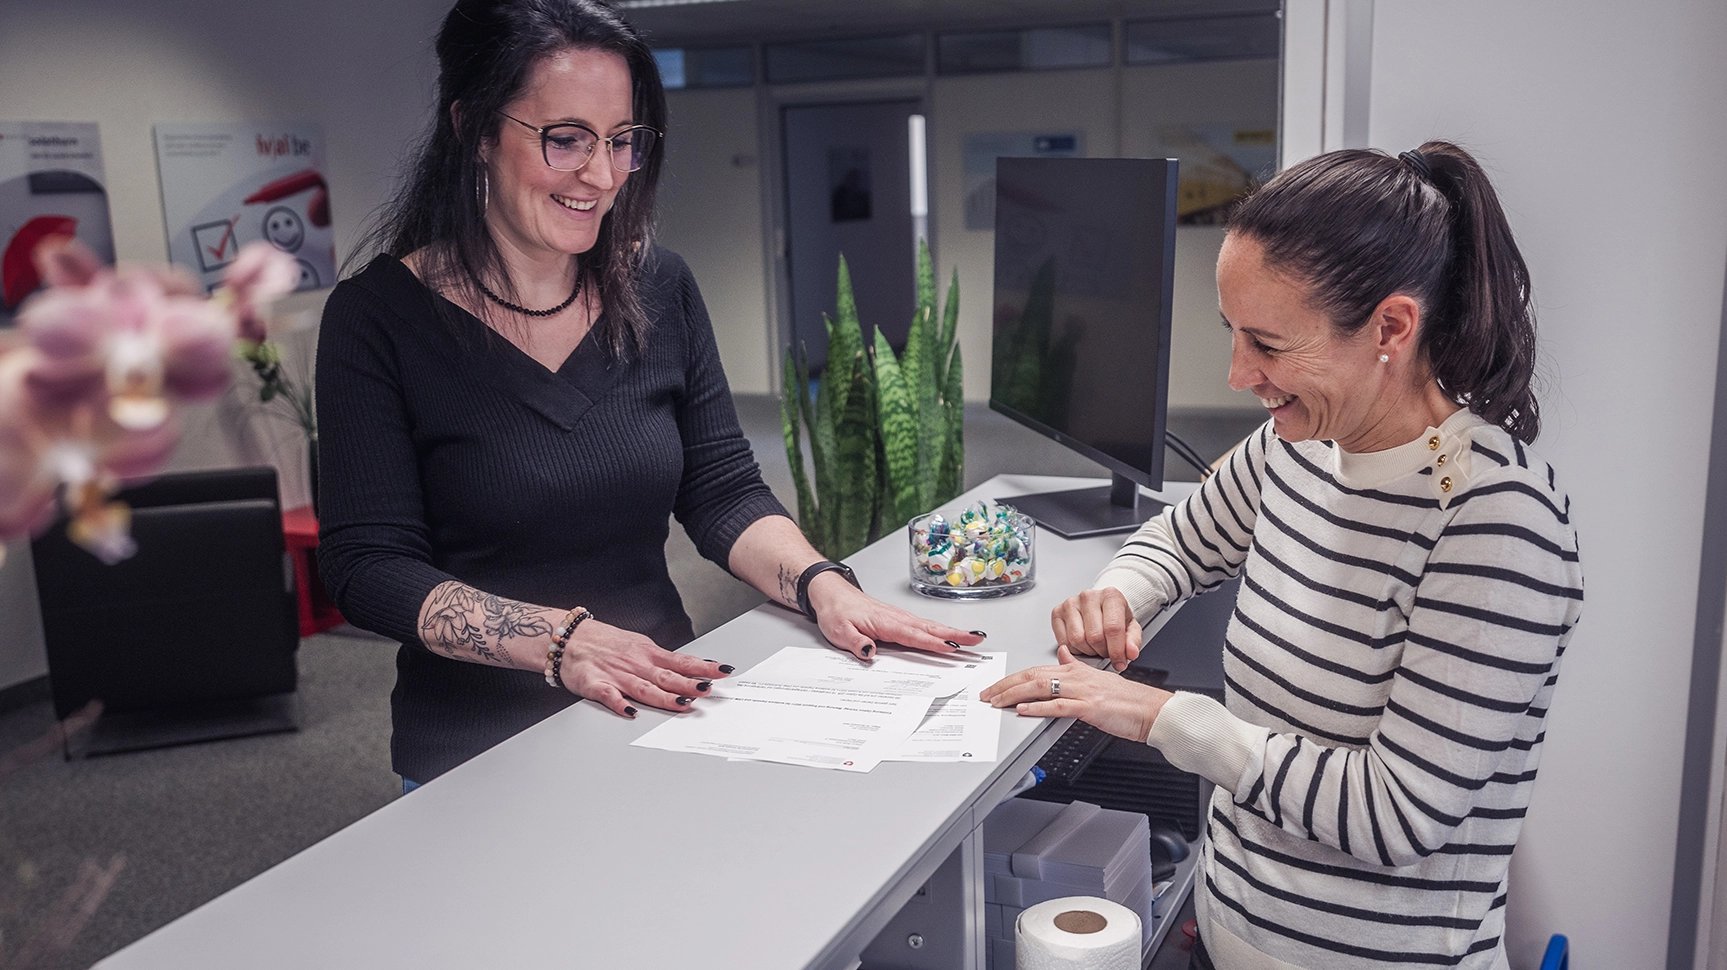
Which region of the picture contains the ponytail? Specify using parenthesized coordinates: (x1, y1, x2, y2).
(1417, 141, 1539, 442)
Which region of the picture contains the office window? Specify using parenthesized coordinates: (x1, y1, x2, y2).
(1125, 14, 1281, 65)
(654, 46, 754, 89)
(937, 24, 1113, 75)
(764, 34, 925, 83)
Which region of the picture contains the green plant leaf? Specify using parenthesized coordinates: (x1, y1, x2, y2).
(833, 351, 878, 557)
(780, 349, 817, 542)
(811, 319, 840, 549)
(937, 268, 960, 390)
(828, 256, 864, 421)
(872, 329, 920, 527)
(902, 303, 936, 510)
(939, 345, 965, 501)
(915, 238, 936, 326)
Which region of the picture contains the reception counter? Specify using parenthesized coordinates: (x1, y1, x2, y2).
(97, 475, 1204, 969)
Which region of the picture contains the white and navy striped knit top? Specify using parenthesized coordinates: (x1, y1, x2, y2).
(1099, 410, 1583, 970)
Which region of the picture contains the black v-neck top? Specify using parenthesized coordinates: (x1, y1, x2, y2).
(315, 249, 786, 780)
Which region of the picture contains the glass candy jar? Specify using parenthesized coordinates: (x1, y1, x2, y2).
(907, 501, 1035, 599)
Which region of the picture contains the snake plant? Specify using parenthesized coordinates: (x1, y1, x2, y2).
(782, 240, 963, 558)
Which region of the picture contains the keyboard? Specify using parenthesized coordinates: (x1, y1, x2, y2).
(1026, 669, 1224, 843)
(1033, 665, 1169, 784)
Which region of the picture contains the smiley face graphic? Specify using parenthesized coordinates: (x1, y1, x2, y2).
(262, 205, 305, 252)
(293, 258, 320, 290)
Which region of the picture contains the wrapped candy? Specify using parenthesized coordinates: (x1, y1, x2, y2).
(908, 500, 1035, 599)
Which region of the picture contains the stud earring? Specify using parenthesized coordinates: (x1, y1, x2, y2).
(1378, 353, 1390, 363)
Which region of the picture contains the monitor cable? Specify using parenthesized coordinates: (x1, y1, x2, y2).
(1164, 430, 1215, 480)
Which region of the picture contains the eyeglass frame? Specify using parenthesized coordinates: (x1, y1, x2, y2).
(496, 112, 662, 173)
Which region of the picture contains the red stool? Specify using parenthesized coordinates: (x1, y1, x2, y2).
(282, 506, 346, 636)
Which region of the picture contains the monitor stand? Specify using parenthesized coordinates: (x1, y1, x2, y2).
(999, 473, 1166, 539)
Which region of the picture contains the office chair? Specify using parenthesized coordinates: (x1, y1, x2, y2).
(32, 466, 300, 757)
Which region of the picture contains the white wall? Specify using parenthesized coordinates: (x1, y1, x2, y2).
(930, 60, 1277, 408)
(1360, 2, 1727, 966)
(930, 68, 1119, 403)
(1120, 59, 1281, 411)
(653, 56, 1279, 407)
(0, 0, 442, 690)
(659, 86, 772, 395)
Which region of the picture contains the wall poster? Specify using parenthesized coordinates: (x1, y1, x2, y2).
(153, 122, 334, 294)
(0, 121, 115, 327)
(1146, 125, 1276, 224)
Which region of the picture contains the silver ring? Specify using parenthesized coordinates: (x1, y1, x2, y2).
(1050, 677, 1061, 698)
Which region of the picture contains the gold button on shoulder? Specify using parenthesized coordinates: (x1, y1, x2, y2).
(1436, 453, 1448, 466)
(1428, 435, 1442, 450)
(1440, 476, 1454, 492)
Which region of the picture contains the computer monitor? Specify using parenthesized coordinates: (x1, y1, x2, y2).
(989, 156, 1178, 538)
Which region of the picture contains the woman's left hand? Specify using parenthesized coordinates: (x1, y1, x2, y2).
(806, 570, 987, 661)
(979, 645, 1172, 743)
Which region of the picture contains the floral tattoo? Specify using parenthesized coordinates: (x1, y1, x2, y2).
(420, 582, 551, 666)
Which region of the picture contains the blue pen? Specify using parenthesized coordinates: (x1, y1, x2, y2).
(1007, 765, 1046, 797)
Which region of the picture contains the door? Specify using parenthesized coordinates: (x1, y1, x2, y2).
(781, 99, 921, 375)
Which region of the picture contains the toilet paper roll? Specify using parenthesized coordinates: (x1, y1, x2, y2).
(1015, 896, 1141, 970)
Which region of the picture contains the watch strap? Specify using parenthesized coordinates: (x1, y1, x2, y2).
(795, 560, 859, 623)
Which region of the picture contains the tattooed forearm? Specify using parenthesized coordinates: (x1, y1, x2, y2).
(421, 584, 487, 659)
(777, 564, 799, 609)
(418, 581, 556, 669)
(483, 594, 554, 642)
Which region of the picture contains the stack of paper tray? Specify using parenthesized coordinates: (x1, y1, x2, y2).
(982, 797, 1157, 970)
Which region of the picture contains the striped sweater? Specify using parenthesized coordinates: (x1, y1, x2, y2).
(1099, 410, 1583, 970)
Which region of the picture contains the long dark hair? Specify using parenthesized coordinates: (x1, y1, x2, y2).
(351, 0, 666, 356)
(1227, 140, 1540, 442)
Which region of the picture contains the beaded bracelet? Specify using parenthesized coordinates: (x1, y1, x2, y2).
(544, 607, 593, 688)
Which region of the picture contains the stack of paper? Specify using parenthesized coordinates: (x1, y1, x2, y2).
(982, 798, 1157, 970)
(631, 645, 1006, 772)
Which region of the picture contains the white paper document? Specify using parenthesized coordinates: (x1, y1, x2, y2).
(741, 644, 996, 699)
(631, 645, 1006, 772)
(888, 652, 1007, 763)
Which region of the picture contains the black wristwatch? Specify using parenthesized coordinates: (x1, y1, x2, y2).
(795, 560, 859, 623)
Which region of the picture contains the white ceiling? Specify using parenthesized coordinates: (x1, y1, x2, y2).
(621, 0, 1279, 48)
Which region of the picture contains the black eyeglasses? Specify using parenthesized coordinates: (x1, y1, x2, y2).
(498, 112, 661, 173)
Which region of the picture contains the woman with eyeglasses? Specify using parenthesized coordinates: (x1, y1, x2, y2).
(316, 0, 984, 789)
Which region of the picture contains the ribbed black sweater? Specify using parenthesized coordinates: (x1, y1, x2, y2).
(315, 251, 786, 781)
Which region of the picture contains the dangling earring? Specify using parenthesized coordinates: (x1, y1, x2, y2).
(476, 167, 489, 217)
(1378, 353, 1390, 363)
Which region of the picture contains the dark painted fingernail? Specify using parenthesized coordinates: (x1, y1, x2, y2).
(696, 680, 712, 692)
(718, 664, 735, 674)
(624, 705, 638, 717)
(676, 696, 693, 706)
(861, 642, 875, 657)
(970, 630, 988, 638)
(944, 640, 961, 650)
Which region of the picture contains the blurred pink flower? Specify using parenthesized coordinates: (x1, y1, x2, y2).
(0, 236, 295, 563)
(221, 244, 300, 343)
(18, 239, 259, 429)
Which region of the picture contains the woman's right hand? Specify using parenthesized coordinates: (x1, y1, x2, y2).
(559, 620, 733, 717)
(1050, 587, 1143, 672)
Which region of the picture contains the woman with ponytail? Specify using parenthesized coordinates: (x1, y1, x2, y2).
(985, 142, 1582, 969)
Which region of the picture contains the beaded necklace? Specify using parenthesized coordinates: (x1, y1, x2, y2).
(470, 268, 582, 318)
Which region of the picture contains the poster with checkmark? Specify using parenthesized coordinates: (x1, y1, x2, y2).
(0, 120, 115, 328)
(153, 121, 335, 294)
